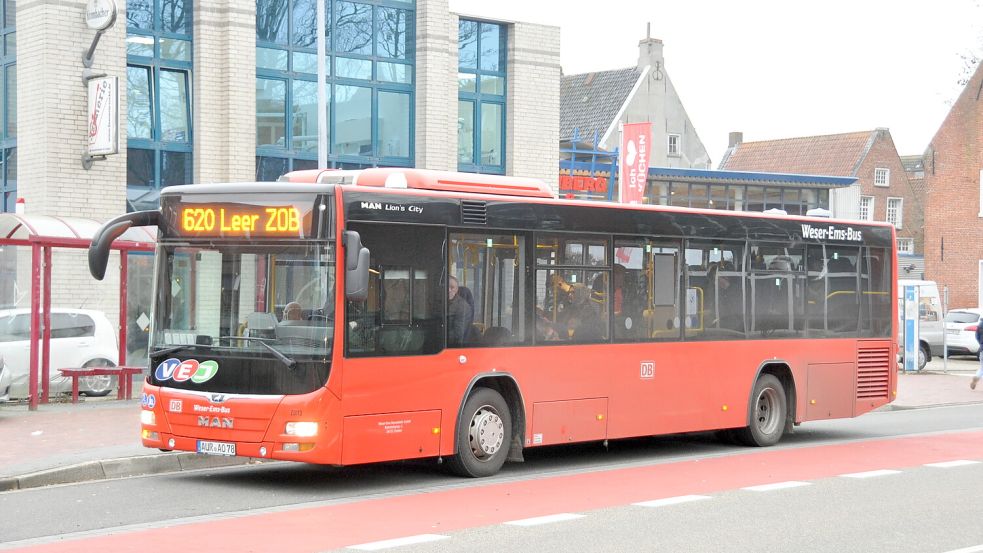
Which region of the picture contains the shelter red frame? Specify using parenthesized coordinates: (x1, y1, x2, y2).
(0, 214, 155, 410)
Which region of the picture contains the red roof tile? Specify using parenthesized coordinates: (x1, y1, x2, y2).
(720, 131, 875, 177)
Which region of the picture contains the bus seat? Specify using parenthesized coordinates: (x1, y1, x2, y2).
(276, 323, 329, 348)
(482, 326, 511, 346)
(379, 327, 424, 354)
(245, 312, 277, 339)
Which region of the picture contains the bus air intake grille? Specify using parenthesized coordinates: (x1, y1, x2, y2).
(856, 346, 890, 399)
(461, 201, 487, 225)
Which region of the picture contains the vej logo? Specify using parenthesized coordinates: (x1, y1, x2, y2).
(155, 358, 219, 383)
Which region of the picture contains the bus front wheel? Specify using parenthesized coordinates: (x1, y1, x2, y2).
(447, 387, 512, 478)
(734, 374, 786, 447)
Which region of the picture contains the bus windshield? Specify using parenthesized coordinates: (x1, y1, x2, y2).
(153, 242, 335, 363)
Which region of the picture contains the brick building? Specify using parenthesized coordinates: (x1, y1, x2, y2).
(900, 155, 927, 278)
(923, 61, 983, 308)
(719, 129, 921, 265)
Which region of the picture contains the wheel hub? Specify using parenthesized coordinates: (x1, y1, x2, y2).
(755, 388, 780, 435)
(469, 406, 505, 458)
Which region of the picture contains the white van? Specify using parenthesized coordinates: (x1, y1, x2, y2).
(897, 279, 943, 370)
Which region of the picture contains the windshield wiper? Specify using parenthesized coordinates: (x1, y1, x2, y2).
(220, 336, 297, 370)
(151, 344, 194, 357)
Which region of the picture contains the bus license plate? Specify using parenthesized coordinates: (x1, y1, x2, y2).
(197, 440, 236, 456)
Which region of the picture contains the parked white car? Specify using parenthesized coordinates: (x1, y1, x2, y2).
(0, 308, 120, 399)
(942, 308, 983, 359)
(0, 352, 10, 402)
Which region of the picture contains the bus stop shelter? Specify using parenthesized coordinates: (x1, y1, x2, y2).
(0, 214, 156, 410)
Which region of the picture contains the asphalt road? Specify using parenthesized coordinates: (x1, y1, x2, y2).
(1, 403, 982, 551)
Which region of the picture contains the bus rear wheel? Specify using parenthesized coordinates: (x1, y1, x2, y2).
(734, 374, 786, 447)
(447, 387, 512, 478)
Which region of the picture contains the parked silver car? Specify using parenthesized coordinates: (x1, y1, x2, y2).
(942, 308, 983, 359)
(0, 308, 120, 399)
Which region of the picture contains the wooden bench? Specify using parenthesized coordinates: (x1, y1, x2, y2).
(58, 367, 145, 403)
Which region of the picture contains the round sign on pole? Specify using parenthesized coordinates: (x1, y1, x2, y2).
(85, 0, 118, 31)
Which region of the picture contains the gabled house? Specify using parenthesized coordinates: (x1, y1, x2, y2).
(719, 129, 921, 259)
(923, 60, 983, 308)
(560, 34, 710, 170)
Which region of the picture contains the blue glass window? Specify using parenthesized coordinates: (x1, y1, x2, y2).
(257, 78, 287, 148)
(126, 0, 193, 211)
(0, 0, 14, 212)
(333, 84, 371, 155)
(256, 0, 415, 178)
(458, 20, 506, 174)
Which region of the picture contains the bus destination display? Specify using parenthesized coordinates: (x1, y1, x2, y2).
(167, 201, 316, 238)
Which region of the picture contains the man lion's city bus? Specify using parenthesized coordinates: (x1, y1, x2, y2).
(89, 168, 897, 477)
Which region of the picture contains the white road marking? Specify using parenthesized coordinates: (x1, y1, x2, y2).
(941, 545, 983, 553)
(924, 460, 981, 468)
(839, 469, 902, 479)
(632, 495, 711, 507)
(504, 513, 585, 526)
(742, 481, 812, 492)
(347, 534, 448, 551)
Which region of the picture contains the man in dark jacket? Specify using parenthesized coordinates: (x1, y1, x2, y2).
(448, 276, 473, 347)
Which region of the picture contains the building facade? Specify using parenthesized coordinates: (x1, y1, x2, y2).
(923, 60, 983, 308)
(560, 34, 710, 173)
(5, 0, 560, 221)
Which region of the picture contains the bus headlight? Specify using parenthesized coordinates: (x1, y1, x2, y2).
(285, 422, 318, 437)
(140, 410, 156, 425)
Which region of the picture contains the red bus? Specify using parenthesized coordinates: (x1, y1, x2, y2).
(89, 168, 897, 477)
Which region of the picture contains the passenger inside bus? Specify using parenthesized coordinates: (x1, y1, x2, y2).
(447, 276, 474, 346)
(281, 301, 304, 324)
(561, 283, 604, 342)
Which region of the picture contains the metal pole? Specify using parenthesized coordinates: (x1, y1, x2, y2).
(942, 285, 948, 373)
(316, 0, 327, 168)
(28, 243, 40, 411)
(119, 249, 128, 366)
(41, 247, 52, 402)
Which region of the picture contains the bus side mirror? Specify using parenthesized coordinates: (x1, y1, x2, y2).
(89, 210, 160, 280)
(343, 230, 370, 301)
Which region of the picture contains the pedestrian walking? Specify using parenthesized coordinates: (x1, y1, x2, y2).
(973, 324, 983, 390)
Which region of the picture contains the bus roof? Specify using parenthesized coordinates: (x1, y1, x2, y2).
(281, 168, 556, 199)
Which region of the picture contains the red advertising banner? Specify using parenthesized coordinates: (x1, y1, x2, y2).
(619, 122, 651, 204)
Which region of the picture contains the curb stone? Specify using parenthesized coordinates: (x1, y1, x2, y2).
(0, 453, 268, 492)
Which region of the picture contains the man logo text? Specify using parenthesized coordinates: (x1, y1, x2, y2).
(198, 416, 233, 428)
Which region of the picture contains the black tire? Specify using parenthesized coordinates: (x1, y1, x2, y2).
(446, 387, 512, 478)
(917, 344, 929, 371)
(734, 374, 787, 447)
(79, 358, 116, 397)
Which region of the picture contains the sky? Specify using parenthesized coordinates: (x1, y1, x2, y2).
(449, 0, 983, 166)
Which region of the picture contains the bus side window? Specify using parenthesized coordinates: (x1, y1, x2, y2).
(344, 223, 445, 357)
(612, 240, 680, 342)
(534, 233, 609, 344)
(686, 240, 744, 340)
(448, 232, 527, 348)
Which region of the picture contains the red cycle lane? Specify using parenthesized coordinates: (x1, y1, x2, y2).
(8, 429, 983, 553)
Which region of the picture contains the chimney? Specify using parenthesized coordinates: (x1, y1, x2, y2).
(637, 23, 664, 71)
(728, 131, 743, 148)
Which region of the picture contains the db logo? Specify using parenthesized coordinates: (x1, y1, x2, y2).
(640, 361, 655, 379)
(155, 358, 219, 383)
